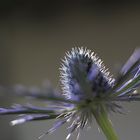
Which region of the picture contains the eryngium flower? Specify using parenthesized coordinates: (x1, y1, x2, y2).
(0, 47, 140, 140)
(60, 48, 115, 101)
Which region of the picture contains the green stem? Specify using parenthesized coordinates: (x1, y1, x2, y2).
(93, 105, 119, 140)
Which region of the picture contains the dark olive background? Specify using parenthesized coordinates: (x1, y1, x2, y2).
(0, 1, 140, 140)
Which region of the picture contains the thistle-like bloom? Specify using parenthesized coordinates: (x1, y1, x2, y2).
(0, 47, 140, 140)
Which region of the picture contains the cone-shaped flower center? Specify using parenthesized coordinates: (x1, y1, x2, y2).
(60, 47, 115, 101)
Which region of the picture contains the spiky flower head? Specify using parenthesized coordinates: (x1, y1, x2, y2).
(58, 47, 119, 139)
(60, 47, 115, 101)
(0, 47, 140, 140)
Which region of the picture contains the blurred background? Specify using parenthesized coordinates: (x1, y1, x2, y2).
(0, 1, 140, 140)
